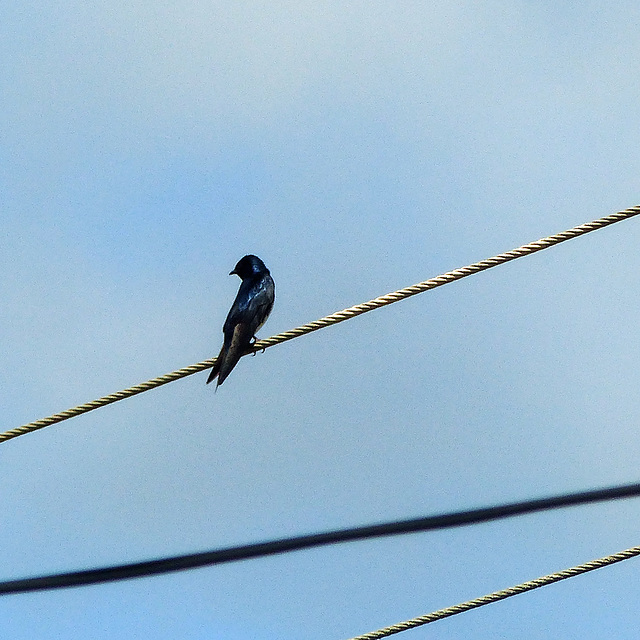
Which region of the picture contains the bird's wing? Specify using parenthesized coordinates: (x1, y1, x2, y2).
(244, 276, 275, 335)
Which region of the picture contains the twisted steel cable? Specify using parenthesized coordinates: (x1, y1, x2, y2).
(347, 545, 640, 640)
(2, 205, 639, 444)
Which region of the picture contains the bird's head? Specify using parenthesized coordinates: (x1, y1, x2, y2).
(230, 254, 269, 279)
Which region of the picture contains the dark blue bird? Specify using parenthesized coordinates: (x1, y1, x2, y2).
(207, 255, 275, 387)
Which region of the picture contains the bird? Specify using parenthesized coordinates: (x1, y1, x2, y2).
(206, 255, 275, 387)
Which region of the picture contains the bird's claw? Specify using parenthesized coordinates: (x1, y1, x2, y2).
(250, 336, 266, 355)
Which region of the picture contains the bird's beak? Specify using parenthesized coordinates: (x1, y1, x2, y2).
(229, 269, 237, 276)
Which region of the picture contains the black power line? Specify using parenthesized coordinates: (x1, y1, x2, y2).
(3, 481, 640, 596)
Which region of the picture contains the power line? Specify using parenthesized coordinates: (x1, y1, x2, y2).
(346, 544, 640, 639)
(1, 204, 638, 444)
(2, 481, 640, 596)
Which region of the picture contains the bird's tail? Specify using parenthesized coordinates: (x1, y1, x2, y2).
(216, 324, 251, 386)
(206, 345, 225, 384)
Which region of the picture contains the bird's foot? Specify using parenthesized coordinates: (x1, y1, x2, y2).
(250, 336, 266, 354)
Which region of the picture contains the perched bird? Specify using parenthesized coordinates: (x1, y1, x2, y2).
(207, 255, 275, 387)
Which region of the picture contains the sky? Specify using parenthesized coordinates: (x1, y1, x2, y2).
(2, 1, 640, 638)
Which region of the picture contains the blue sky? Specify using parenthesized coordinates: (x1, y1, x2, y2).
(2, 2, 640, 638)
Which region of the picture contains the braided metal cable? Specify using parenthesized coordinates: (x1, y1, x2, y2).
(2, 205, 639, 444)
(347, 545, 640, 640)
(254, 205, 640, 348)
(0, 360, 217, 443)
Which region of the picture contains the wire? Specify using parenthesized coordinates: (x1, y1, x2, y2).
(2, 204, 638, 444)
(2, 481, 640, 596)
(346, 545, 640, 639)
